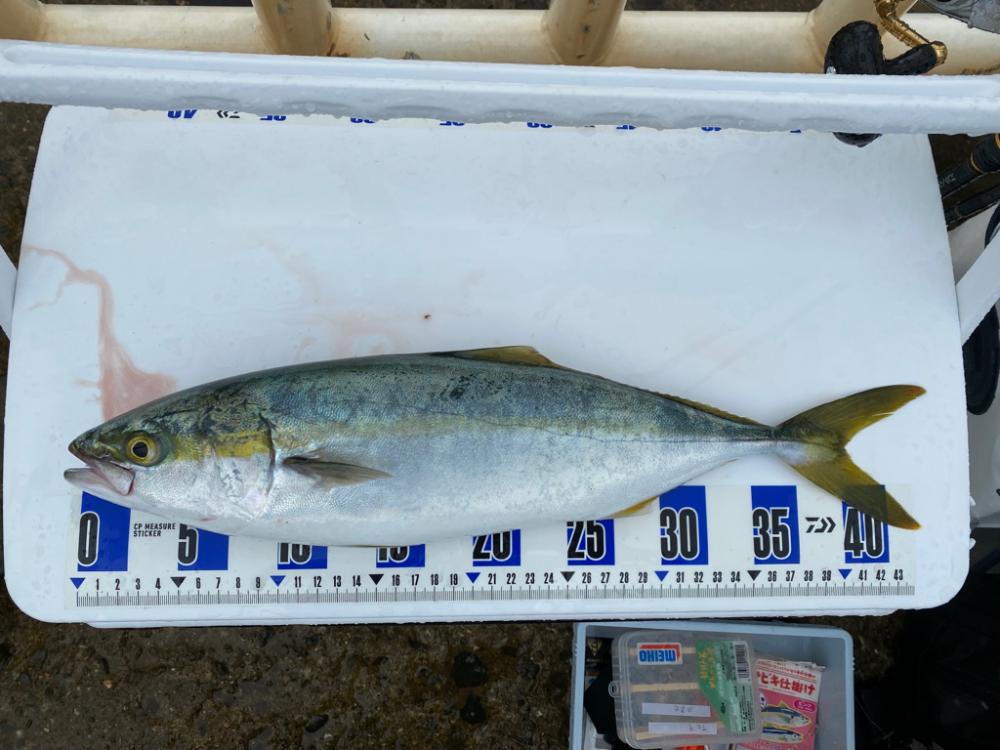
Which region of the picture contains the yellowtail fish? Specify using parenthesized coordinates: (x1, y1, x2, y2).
(64, 346, 923, 545)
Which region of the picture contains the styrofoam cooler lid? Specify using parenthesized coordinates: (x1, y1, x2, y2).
(2, 106, 969, 626)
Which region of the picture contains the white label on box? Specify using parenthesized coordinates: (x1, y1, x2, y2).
(642, 702, 712, 718)
(648, 721, 719, 735)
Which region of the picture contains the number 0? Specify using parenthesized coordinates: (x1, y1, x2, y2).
(77, 512, 100, 566)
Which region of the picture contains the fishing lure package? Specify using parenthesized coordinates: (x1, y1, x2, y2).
(608, 630, 762, 748)
(738, 659, 824, 750)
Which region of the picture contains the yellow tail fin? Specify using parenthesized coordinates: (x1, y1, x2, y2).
(776, 385, 925, 530)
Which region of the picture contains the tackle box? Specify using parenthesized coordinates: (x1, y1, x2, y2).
(570, 621, 853, 750)
(609, 629, 762, 748)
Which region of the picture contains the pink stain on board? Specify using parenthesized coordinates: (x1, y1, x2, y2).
(26, 246, 177, 420)
(257, 238, 422, 358)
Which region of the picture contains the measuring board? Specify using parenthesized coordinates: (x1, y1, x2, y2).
(67, 484, 914, 613)
(4, 107, 968, 625)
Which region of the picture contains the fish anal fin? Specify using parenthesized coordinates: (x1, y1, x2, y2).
(282, 453, 390, 486)
(659, 393, 764, 427)
(612, 496, 658, 518)
(447, 346, 564, 369)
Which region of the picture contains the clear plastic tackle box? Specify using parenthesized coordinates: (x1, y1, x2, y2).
(609, 629, 762, 748)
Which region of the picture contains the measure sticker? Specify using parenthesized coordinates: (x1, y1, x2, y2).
(177, 525, 229, 571)
(64, 484, 917, 612)
(472, 530, 521, 566)
(751, 486, 801, 565)
(659, 486, 709, 565)
(843, 502, 890, 563)
(566, 519, 615, 566)
(376, 545, 426, 568)
(277, 543, 327, 570)
(77, 493, 130, 572)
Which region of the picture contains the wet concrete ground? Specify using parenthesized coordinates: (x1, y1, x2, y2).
(0, 2, 971, 748)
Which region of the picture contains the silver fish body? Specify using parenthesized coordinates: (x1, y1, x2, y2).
(64, 348, 924, 543)
(246, 354, 776, 544)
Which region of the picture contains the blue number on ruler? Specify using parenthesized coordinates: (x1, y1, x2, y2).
(166, 109, 197, 119)
(259, 115, 287, 121)
(751, 486, 800, 565)
(471, 530, 521, 566)
(566, 520, 615, 566)
(76, 493, 130, 572)
(375, 545, 426, 568)
(276, 543, 328, 570)
(659, 486, 708, 565)
(526, 122, 553, 128)
(350, 117, 375, 124)
(439, 121, 465, 126)
(842, 502, 890, 563)
(176, 524, 229, 571)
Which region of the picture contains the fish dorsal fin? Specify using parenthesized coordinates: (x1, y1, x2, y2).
(283, 452, 390, 486)
(451, 347, 760, 426)
(448, 346, 564, 369)
(611, 496, 659, 519)
(658, 393, 764, 427)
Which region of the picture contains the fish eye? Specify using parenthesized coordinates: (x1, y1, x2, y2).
(125, 433, 160, 466)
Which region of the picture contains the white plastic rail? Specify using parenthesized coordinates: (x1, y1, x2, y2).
(1, 0, 999, 74)
(3, 42, 1000, 136)
(0, 244, 15, 336)
(958, 232, 1000, 342)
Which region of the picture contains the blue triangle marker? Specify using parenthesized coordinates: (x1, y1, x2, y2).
(466, 572, 480, 584)
(271, 575, 286, 586)
(839, 568, 852, 580)
(654, 570, 668, 582)
(70, 577, 85, 589)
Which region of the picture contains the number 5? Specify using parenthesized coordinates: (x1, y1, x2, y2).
(178, 524, 198, 565)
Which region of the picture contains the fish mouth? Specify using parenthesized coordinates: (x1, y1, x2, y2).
(65, 446, 134, 496)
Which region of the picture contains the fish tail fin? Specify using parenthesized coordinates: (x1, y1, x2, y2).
(774, 385, 925, 530)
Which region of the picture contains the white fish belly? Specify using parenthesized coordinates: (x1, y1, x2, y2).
(244, 427, 768, 546)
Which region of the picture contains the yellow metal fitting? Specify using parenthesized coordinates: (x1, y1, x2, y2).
(875, 0, 948, 66)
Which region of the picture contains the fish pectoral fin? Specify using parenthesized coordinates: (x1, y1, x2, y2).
(282, 454, 390, 486)
(611, 496, 658, 518)
(446, 346, 565, 369)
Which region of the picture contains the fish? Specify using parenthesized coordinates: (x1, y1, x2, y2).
(64, 346, 924, 546)
(761, 725, 804, 742)
(761, 705, 811, 728)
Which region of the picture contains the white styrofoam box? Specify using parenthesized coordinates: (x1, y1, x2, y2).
(569, 621, 854, 750)
(2, 41, 1000, 135)
(949, 209, 993, 282)
(967, 318, 1000, 527)
(2, 106, 967, 626)
(948, 212, 1000, 526)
